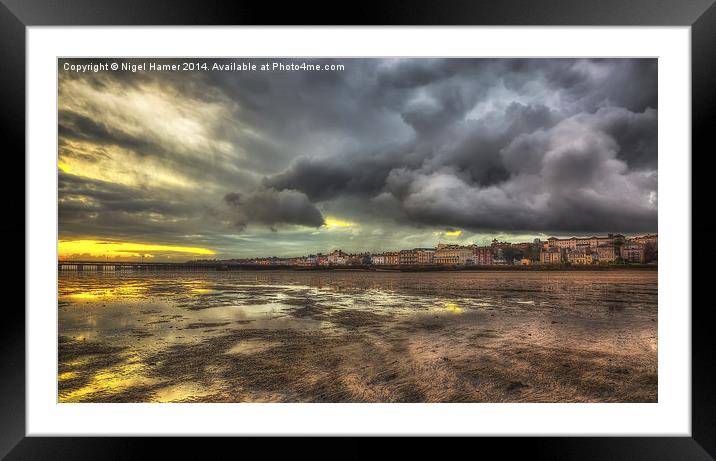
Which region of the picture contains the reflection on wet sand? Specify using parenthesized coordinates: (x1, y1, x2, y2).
(58, 270, 657, 402)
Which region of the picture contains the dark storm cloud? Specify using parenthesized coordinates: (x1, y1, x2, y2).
(264, 146, 422, 201)
(258, 59, 657, 234)
(223, 188, 324, 231)
(380, 106, 657, 234)
(427, 102, 562, 186)
(58, 58, 657, 255)
(592, 106, 658, 169)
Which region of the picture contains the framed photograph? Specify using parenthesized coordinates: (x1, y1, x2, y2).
(6, 0, 714, 458)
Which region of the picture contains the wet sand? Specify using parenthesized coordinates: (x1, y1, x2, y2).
(58, 270, 657, 402)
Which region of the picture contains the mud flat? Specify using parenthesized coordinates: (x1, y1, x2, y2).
(58, 270, 657, 403)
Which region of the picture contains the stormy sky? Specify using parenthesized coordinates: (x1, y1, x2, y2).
(58, 58, 657, 261)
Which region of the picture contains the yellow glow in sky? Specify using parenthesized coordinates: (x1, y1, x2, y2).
(58, 143, 199, 191)
(58, 239, 215, 259)
(434, 229, 463, 238)
(323, 216, 355, 228)
(58, 160, 73, 174)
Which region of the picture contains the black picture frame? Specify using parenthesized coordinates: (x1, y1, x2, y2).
(3, 0, 713, 458)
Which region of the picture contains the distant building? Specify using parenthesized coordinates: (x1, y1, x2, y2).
(622, 243, 645, 264)
(219, 233, 654, 270)
(547, 234, 625, 251)
(415, 248, 436, 265)
(630, 234, 657, 247)
(540, 249, 562, 264)
(346, 253, 367, 265)
(385, 252, 400, 265)
(327, 250, 347, 265)
(491, 239, 512, 249)
(566, 249, 594, 265)
(595, 245, 617, 263)
(399, 249, 418, 265)
(469, 245, 493, 265)
(434, 244, 474, 265)
(511, 242, 532, 252)
(371, 254, 386, 265)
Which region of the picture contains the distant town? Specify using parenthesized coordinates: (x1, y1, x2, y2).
(192, 233, 658, 268)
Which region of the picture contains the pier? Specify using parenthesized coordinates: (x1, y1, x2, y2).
(58, 261, 227, 271)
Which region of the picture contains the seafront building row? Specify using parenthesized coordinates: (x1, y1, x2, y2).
(210, 233, 657, 267)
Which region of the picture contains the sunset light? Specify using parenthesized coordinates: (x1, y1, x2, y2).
(58, 239, 215, 260)
(323, 217, 355, 228)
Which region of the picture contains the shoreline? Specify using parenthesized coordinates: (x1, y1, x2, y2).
(58, 261, 659, 272)
(60, 263, 657, 273)
(239, 264, 658, 272)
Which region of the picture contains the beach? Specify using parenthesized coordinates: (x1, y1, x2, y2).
(58, 270, 657, 403)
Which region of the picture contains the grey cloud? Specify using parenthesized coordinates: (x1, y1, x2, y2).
(376, 59, 464, 89)
(386, 107, 657, 233)
(264, 136, 433, 202)
(501, 59, 657, 113)
(593, 106, 657, 169)
(58, 171, 226, 246)
(261, 61, 657, 235)
(428, 102, 561, 186)
(264, 158, 355, 201)
(223, 187, 324, 230)
(58, 108, 260, 191)
(59, 173, 194, 216)
(59, 110, 156, 155)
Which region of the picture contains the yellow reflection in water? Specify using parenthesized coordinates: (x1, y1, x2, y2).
(433, 301, 464, 313)
(58, 371, 78, 381)
(63, 282, 147, 301)
(66, 292, 103, 301)
(60, 278, 219, 303)
(59, 353, 157, 402)
(179, 279, 215, 295)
